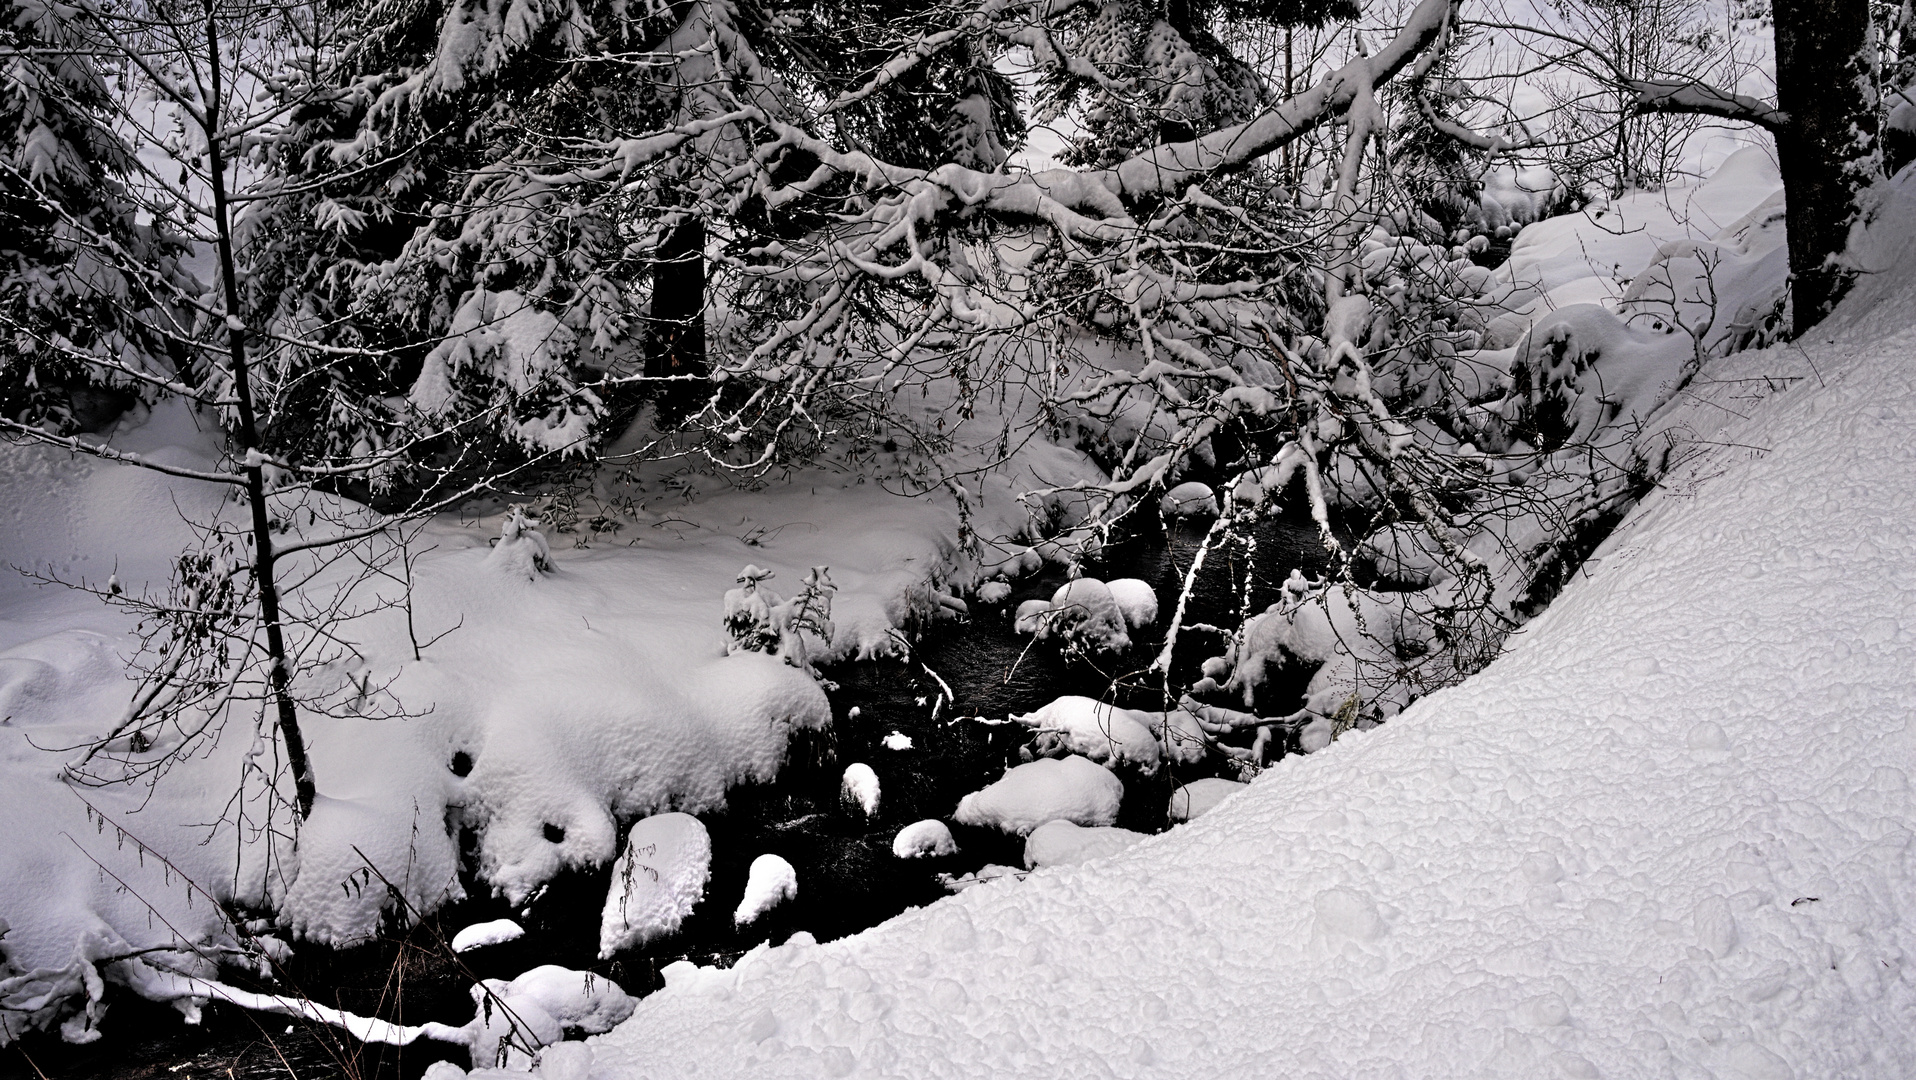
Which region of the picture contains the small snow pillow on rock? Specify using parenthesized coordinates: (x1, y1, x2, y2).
(953, 755, 1124, 835)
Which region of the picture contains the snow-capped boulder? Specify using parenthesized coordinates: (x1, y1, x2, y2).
(892, 819, 959, 859)
(1160, 481, 1219, 518)
(1043, 578, 1131, 653)
(1012, 695, 1162, 775)
(1013, 599, 1053, 634)
(451, 918, 524, 953)
(977, 580, 1013, 605)
(841, 763, 880, 816)
(1167, 778, 1248, 823)
(953, 756, 1125, 835)
(598, 813, 712, 957)
(1023, 820, 1146, 869)
(434, 965, 634, 1070)
(1104, 578, 1158, 629)
(735, 854, 798, 926)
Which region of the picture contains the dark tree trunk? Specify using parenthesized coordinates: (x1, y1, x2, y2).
(646, 217, 707, 380)
(1772, 0, 1878, 330)
(645, 216, 707, 426)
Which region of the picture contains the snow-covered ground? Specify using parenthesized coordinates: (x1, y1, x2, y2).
(0, 387, 1089, 1038)
(562, 184, 1916, 1076)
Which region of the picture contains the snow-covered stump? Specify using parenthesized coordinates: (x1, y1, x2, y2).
(598, 814, 712, 958)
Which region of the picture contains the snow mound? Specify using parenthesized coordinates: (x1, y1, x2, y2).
(734, 855, 797, 926)
(892, 820, 959, 859)
(1167, 777, 1246, 823)
(1011, 695, 1162, 774)
(952, 756, 1124, 835)
(1022, 820, 1146, 869)
(598, 813, 712, 957)
(882, 731, 913, 752)
(451, 919, 524, 953)
(840, 764, 880, 816)
(1104, 578, 1158, 629)
(976, 581, 1013, 605)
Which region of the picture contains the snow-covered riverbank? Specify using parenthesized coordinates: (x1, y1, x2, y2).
(567, 180, 1916, 1079)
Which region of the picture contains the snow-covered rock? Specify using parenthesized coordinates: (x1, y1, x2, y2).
(1022, 820, 1145, 869)
(841, 763, 880, 816)
(882, 731, 913, 751)
(953, 756, 1125, 835)
(734, 855, 797, 926)
(1042, 578, 1130, 654)
(1012, 695, 1162, 775)
(1104, 578, 1158, 629)
(976, 581, 1013, 605)
(450, 919, 524, 953)
(599, 813, 712, 957)
(1013, 599, 1052, 634)
(1159, 481, 1218, 518)
(892, 820, 959, 859)
(1167, 778, 1247, 823)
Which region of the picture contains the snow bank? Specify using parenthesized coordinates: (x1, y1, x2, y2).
(579, 193, 1916, 1077)
(952, 756, 1125, 835)
(597, 813, 712, 957)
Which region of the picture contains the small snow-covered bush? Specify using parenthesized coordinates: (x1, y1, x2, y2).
(723, 565, 836, 672)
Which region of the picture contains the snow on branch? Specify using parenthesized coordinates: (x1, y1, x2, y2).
(1628, 78, 1786, 133)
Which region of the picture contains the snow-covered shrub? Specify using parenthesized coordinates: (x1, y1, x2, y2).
(722, 565, 836, 672)
(485, 509, 552, 580)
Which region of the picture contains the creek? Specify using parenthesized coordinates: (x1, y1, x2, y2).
(6, 515, 1325, 1080)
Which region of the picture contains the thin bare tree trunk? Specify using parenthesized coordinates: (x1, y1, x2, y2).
(202, 0, 315, 819)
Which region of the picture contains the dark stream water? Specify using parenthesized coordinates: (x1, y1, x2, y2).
(5, 516, 1326, 1080)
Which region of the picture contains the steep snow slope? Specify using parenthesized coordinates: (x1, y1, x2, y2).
(578, 196, 1916, 1078)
